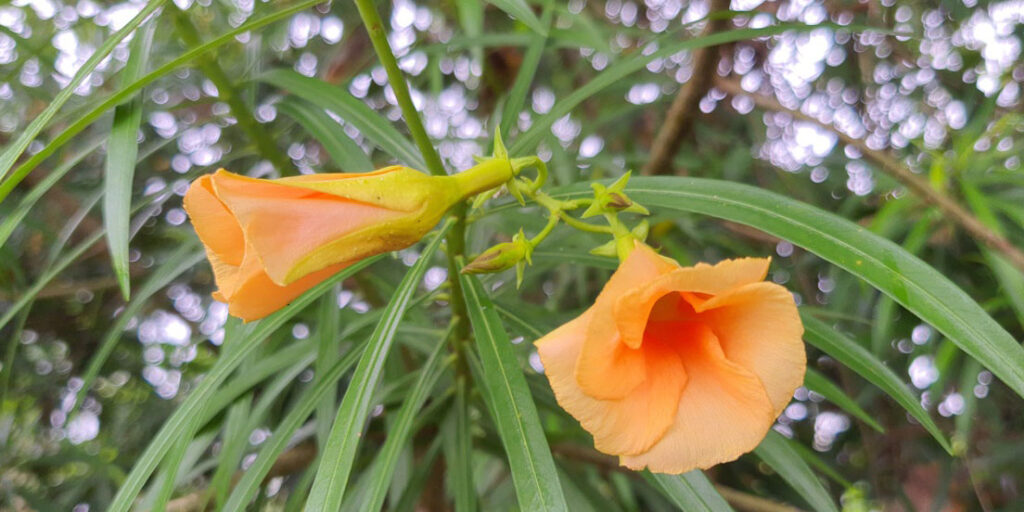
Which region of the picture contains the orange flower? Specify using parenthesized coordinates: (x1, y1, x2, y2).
(184, 164, 511, 321)
(535, 242, 805, 474)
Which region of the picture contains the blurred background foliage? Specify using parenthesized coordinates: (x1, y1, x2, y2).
(1, 0, 1023, 510)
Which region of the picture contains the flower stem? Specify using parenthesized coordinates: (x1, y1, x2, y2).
(452, 158, 515, 199)
(353, 0, 473, 381)
(352, 0, 444, 177)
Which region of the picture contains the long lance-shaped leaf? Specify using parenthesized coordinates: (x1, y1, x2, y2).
(754, 431, 838, 512)
(106, 256, 382, 512)
(0, 0, 166, 183)
(803, 368, 884, 433)
(360, 337, 450, 512)
(305, 221, 452, 511)
(645, 471, 735, 511)
(547, 177, 1024, 403)
(104, 17, 156, 300)
(223, 341, 364, 511)
(0, 0, 324, 204)
(259, 69, 425, 170)
(459, 269, 569, 512)
(73, 243, 204, 412)
(275, 97, 374, 172)
(802, 314, 951, 452)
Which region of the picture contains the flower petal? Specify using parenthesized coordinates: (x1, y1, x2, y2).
(693, 282, 805, 416)
(183, 175, 245, 266)
(619, 323, 775, 474)
(209, 170, 402, 286)
(536, 311, 687, 456)
(574, 243, 677, 399)
(216, 244, 348, 322)
(614, 258, 771, 349)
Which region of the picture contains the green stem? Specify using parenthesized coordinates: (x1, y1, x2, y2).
(352, 0, 472, 380)
(604, 213, 636, 260)
(558, 212, 614, 234)
(451, 158, 514, 198)
(529, 213, 560, 247)
(353, 0, 445, 176)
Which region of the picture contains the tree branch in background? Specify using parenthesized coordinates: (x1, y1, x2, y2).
(714, 77, 1024, 273)
(642, 0, 731, 176)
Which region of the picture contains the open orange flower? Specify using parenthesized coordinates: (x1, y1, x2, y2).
(535, 242, 805, 474)
(184, 164, 510, 321)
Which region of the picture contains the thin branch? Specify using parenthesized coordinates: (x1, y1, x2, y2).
(642, 0, 731, 176)
(715, 77, 1024, 273)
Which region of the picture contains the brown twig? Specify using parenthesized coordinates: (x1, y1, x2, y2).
(642, 0, 731, 176)
(714, 77, 1024, 273)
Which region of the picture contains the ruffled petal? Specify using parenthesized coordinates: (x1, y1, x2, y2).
(183, 175, 245, 266)
(536, 311, 687, 456)
(694, 282, 805, 416)
(614, 258, 771, 349)
(216, 243, 347, 322)
(575, 243, 678, 399)
(209, 170, 402, 286)
(619, 323, 776, 474)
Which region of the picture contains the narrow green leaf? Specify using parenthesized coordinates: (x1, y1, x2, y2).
(104, 18, 156, 300)
(487, 0, 549, 35)
(459, 270, 569, 512)
(802, 314, 951, 452)
(276, 97, 374, 172)
(787, 438, 853, 488)
(870, 215, 933, 354)
(107, 256, 382, 512)
(260, 69, 426, 170)
(0, 0, 166, 184)
(208, 395, 253, 509)
(225, 350, 364, 511)
(0, 0, 324, 204)
(645, 471, 734, 511)
(0, 184, 179, 333)
(803, 368, 884, 433)
(362, 338, 449, 512)
(754, 431, 838, 512)
(73, 244, 204, 412)
(499, 2, 553, 137)
(305, 222, 452, 511)
(444, 376, 476, 512)
(0, 137, 102, 249)
(316, 287, 343, 450)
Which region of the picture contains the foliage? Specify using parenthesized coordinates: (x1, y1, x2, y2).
(1, 0, 1023, 510)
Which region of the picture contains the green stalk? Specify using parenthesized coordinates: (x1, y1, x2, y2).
(172, 8, 292, 173)
(352, 0, 445, 176)
(352, 0, 474, 378)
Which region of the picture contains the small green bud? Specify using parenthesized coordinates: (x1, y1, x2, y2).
(462, 238, 529, 274)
